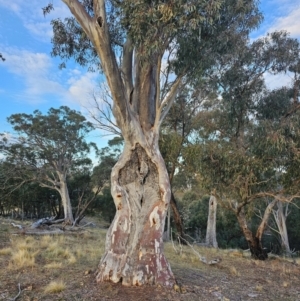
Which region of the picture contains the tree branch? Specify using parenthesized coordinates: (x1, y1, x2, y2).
(62, 0, 128, 131)
(155, 76, 183, 127)
(122, 36, 134, 102)
(61, 0, 93, 36)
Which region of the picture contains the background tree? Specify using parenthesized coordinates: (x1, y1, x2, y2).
(183, 31, 300, 259)
(0, 106, 96, 224)
(45, 0, 263, 286)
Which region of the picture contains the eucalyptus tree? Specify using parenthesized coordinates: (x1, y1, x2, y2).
(0, 106, 96, 224)
(46, 0, 262, 286)
(185, 31, 300, 259)
(159, 86, 207, 241)
(254, 56, 300, 255)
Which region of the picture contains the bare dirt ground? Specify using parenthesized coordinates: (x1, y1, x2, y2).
(0, 217, 299, 301)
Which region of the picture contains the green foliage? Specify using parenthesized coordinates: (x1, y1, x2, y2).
(0, 106, 96, 220)
(93, 186, 115, 223)
(49, 0, 262, 82)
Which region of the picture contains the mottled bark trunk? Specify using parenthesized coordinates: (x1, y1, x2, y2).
(96, 142, 175, 287)
(205, 194, 218, 248)
(236, 210, 267, 260)
(60, 0, 182, 287)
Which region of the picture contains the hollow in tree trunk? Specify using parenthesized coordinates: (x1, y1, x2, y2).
(96, 142, 175, 287)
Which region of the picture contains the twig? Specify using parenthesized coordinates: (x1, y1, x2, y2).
(79, 222, 95, 228)
(170, 228, 179, 254)
(177, 234, 222, 265)
(177, 236, 183, 256)
(11, 223, 23, 230)
(10, 283, 22, 301)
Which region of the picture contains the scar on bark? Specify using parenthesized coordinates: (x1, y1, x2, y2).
(129, 89, 134, 105)
(159, 188, 164, 198)
(97, 16, 103, 27)
(152, 218, 156, 225)
(117, 203, 122, 210)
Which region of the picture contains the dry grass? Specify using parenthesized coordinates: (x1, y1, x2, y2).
(0, 247, 12, 255)
(0, 218, 299, 301)
(39, 235, 53, 248)
(229, 266, 240, 276)
(44, 262, 63, 269)
(8, 249, 37, 269)
(44, 280, 66, 294)
(68, 254, 77, 264)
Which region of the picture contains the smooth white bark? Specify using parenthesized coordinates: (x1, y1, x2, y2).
(205, 194, 218, 248)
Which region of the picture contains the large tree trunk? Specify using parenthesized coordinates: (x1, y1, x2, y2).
(96, 141, 175, 287)
(205, 194, 218, 248)
(236, 199, 277, 260)
(60, 0, 182, 287)
(236, 209, 268, 260)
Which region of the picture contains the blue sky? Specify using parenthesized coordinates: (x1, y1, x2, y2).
(0, 0, 300, 148)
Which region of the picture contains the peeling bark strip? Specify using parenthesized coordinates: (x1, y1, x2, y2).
(96, 144, 175, 287)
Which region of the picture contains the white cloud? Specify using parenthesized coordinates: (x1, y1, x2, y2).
(268, 6, 300, 38)
(1, 45, 100, 107)
(264, 72, 293, 90)
(0, 0, 71, 42)
(0, 0, 21, 13)
(1, 47, 65, 104)
(67, 72, 99, 107)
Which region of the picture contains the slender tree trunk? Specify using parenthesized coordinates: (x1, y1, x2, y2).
(170, 192, 185, 242)
(256, 199, 277, 243)
(205, 194, 218, 248)
(273, 202, 291, 254)
(165, 204, 171, 241)
(58, 175, 74, 224)
(96, 140, 175, 287)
